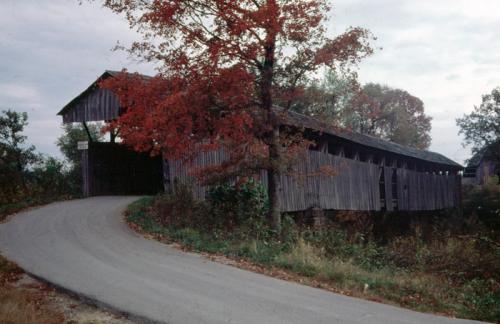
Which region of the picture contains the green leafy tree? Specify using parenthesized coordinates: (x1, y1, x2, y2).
(286, 70, 359, 124)
(457, 87, 500, 159)
(29, 156, 72, 199)
(293, 75, 433, 150)
(56, 123, 102, 194)
(358, 83, 432, 150)
(0, 110, 38, 203)
(56, 123, 102, 167)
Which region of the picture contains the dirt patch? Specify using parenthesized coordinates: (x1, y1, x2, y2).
(16, 274, 134, 324)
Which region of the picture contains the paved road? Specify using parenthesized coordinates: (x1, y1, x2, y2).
(0, 197, 483, 324)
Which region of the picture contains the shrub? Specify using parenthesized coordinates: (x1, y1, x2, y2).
(274, 238, 327, 277)
(28, 156, 72, 199)
(236, 239, 284, 264)
(207, 178, 268, 230)
(302, 227, 388, 271)
(386, 234, 500, 282)
(153, 183, 208, 229)
(150, 179, 271, 242)
(463, 176, 500, 231)
(461, 278, 500, 322)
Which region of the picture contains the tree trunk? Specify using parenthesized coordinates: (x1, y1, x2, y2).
(262, 1, 280, 232)
(268, 126, 281, 232)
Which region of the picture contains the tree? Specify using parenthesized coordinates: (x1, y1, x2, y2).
(29, 156, 72, 199)
(357, 83, 432, 150)
(98, 0, 373, 231)
(0, 110, 38, 203)
(56, 123, 102, 194)
(284, 69, 359, 125)
(57, 123, 103, 167)
(292, 75, 433, 150)
(457, 87, 500, 159)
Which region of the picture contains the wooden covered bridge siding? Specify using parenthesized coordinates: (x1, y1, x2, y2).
(166, 149, 268, 199)
(61, 88, 120, 123)
(277, 151, 381, 211)
(168, 149, 230, 199)
(167, 150, 460, 212)
(384, 168, 460, 211)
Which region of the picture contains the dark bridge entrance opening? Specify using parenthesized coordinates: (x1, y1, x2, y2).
(81, 142, 163, 196)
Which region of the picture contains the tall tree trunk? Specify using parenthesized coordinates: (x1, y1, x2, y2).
(261, 11, 281, 232)
(268, 126, 281, 232)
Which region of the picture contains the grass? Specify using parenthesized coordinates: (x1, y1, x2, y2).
(126, 196, 500, 322)
(0, 255, 64, 324)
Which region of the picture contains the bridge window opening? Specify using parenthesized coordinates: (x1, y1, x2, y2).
(391, 168, 398, 211)
(379, 167, 386, 210)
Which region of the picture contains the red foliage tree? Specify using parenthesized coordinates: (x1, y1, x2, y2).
(99, 0, 373, 231)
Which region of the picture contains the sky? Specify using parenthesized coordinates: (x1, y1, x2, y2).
(1, 0, 499, 164)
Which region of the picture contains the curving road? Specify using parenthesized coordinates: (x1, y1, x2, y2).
(0, 197, 483, 324)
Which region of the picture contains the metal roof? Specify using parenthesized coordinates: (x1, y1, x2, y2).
(280, 108, 462, 168)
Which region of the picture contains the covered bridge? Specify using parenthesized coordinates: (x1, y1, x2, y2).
(58, 71, 463, 212)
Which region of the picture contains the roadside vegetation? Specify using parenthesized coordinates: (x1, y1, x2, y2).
(127, 179, 500, 323)
(0, 255, 64, 323)
(0, 110, 100, 221)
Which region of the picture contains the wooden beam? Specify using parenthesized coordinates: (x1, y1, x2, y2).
(318, 139, 328, 153)
(366, 154, 374, 164)
(82, 122, 94, 142)
(336, 146, 345, 157)
(106, 120, 116, 143)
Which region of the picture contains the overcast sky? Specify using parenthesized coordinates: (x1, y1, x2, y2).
(1, 0, 499, 164)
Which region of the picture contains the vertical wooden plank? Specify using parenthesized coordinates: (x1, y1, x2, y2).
(81, 149, 90, 197)
(162, 157, 170, 193)
(384, 167, 393, 211)
(396, 168, 409, 210)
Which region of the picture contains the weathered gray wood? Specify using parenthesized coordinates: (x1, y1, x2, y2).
(392, 169, 461, 211)
(168, 148, 230, 199)
(81, 149, 90, 197)
(62, 88, 120, 123)
(384, 167, 393, 211)
(168, 149, 461, 212)
(278, 151, 382, 211)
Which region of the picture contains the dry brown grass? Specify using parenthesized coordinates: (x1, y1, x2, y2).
(0, 286, 64, 324)
(0, 255, 64, 324)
